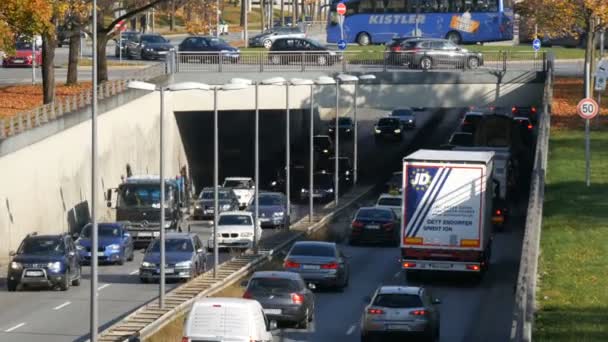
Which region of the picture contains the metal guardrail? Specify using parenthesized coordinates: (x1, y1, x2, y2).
(0, 63, 167, 141)
(96, 184, 374, 342)
(174, 50, 547, 73)
(510, 54, 553, 342)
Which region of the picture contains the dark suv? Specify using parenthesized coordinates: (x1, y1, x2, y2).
(269, 38, 340, 66)
(386, 37, 483, 70)
(7, 233, 81, 291)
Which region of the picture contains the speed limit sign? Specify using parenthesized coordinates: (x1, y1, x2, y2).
(577, 98, 600, 119)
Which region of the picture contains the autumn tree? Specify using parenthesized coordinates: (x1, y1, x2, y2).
(516, 0, 608, 95)
(185, 0, 219, 35)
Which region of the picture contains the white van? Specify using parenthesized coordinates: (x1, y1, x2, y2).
(183, 298, 276, 342)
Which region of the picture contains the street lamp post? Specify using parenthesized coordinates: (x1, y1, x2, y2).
(334, 78, 340, 206)
(127, 81, 211, 306)
(90, 0, 98, 338)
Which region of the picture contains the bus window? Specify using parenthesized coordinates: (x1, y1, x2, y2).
(373, 0, 385, 13)
(385, 0, 405, 13)
(346, 0, 359, 15)
(360, 0, 373, 13)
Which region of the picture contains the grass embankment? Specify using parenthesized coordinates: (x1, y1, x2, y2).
(533, 129, 608, 338)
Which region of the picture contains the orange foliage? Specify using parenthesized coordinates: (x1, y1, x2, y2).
(0, 82, 92, 118)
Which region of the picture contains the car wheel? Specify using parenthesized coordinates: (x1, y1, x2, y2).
(357, 32, 371, 46)
(468, 56, 480, 69)
(117, 253, 125, 265)
(59, 274, 70, 291)
(296, 309, 309, 329)
(270, 55, 281, 65)
(420, 56, 433, 70)
(7, 280, 18, 292)
(128, 248, 134, 261)
(72, 268, 81, 286)
(263, 39, 273, 49)
(445, 31, 462, 45)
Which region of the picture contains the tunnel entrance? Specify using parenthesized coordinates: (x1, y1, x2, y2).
(175, 109, 313, 195)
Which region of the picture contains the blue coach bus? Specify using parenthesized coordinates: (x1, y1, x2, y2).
(327, 0, 514, 45)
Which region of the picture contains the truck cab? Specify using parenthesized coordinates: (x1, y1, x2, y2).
(106, 175, 185, 246)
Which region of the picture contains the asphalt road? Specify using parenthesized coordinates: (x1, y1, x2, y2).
(270, 108, 526, 342)
(0, 105, 429, 341)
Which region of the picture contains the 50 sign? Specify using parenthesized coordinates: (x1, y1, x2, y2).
(577, 98, 599, 120)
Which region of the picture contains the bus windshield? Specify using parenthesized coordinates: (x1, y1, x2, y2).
(326, 0, 513, 45)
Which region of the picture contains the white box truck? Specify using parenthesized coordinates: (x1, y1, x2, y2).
(400, 149, 494, 276)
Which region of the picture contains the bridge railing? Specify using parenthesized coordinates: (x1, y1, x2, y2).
(174, 50, 547, 73)
(0, 62, 167, 141)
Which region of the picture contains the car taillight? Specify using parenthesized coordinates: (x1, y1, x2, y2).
(182, 337, 190, 342)
(243, 290, 253, 299)
(284, 260, 300, 268)
(352, 221, 364, 229)
(382, 222, 394, 230)
(511, 106, 517, 113)
(495, 209, 502, 216)
(321, 262, 338, 269)
(391, 46, 401, 52)
(291, 293, 304, 304)
(403, 262, 416, 268)
(466, 264, 481, 271)
(367, 308, 384, 315)
(411, 310, 427, 316)
(531, 106, 537, 113)
(527, 124, 533, 130)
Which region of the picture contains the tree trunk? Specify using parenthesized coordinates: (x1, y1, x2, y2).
(66, 25, 81, 85)
(260, 0, 266, 31)
(294, 0, 299, 22)
(240, 0, 246, 26)
(41, 33, 57, 104)
(301, 0, 305, 20)
(97, 33, 110, 83)
(281, 0, 285, 26)
(170, 0, 175, 31)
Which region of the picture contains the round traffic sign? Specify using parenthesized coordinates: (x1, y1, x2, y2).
(577, 98, 600, 119)
(337, 2, 347, 15)
(337, 39, 347, 50)
(532, 38, 541, 51)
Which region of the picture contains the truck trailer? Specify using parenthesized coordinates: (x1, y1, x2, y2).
(400, 149, 494, 277)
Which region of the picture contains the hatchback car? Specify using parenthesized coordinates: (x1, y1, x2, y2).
(375, 194, 402, 220)
(248, 192, 288, 228)
(391, 108, 416, 128)
(374, 117, 403, 141)
(350, 207, 399, 245)
(283, 241, 349, 289)
(328, 117, 354, 139)
(75, 222, 134, 265)
(512, 105, 538, 124)
(249, 26, 306, 48)
(178, 36, 240, 63)
(386, 37, 483, 70)
(243, 271, 315, 328)
(2, 41, 42, 67)
(269, 38, 340, 66)
(139, 233, 207, 282)
(209, 211, 262, 250)
(300, 172, 336, 203)
(7, 233, 81, 291)
(193, 187, 240, 220)
(361, 286, 441, 341)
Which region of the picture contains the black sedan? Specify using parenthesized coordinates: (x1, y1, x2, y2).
(374, 117, 403, 141)
(349, 207, 399, 245)
(300, 172, 335, 203)
(269, 38, 340, 66)
(178, 36, 240, 63)
(243, 271, 315, 328)
(139, 233, 207, 283)
(328, 117, 354, 139)
(193, 187, 240, 220)
(125, 33, 174, 60)
(316, 157, 353, 188)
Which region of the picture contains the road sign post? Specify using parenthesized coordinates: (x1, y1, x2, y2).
(337, 2, 346, 41)
(577, 98, 599, 187)
(532, 38, 541, 59)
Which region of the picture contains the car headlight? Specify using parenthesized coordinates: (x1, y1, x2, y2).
(195, 204, 201, 209)
(241, 232, 253, 237)
(323, 149, 329, 153)
(107, 244, 121, 251)
(221, 204, 231, 210)
(327, 188, 334, 193)
(145, 48, 153, 51)
(47, 261, 62, 272)
(10, 261, 22, 270)
(345, 171, 350, 175)
(301, 188, 308, 193)
(76, 244, 84, 250)
(329, 128, 334, 131)
(164, 222, 172, 229)
(271, 181, 277, 186)
(216, 233, 222, 238)
(141, 261, 154, 268)
(375, 128, 381, 134)
(346, 129, 351, 132)
(273, 212, 284, 218)
(394, 129, 401, 133)
(175, 260, 192, 268)
(408, 119, 413, 123)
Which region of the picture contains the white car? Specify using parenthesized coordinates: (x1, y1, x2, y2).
(223, 177, 255, 209)
(375, 193, 402, 220)
(183, 297, 276, 342)
(208, 211, 262, 250)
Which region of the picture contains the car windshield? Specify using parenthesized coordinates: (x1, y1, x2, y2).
(392, 109, 414, 117)
(330, 117, 353, 126)
(357, 208, 393, 220)
(142, 35, 166, 43)
(464, 114, 482, 123)
(314, 137, 331, 148)
(18, 238, 64, 255)
(378, 197, 401, 207)
(218, 215, 252, 225)
(149, 238, 193, 253)
(223, 180, 250, 188)
(373, 293, 423, 308)
(307, 39, 324, 48)
(290, 243, 335, 257)
(81, 224, 121, 238)
(378, 118, 399, 126)
(16, 41, 33, 50)
(249, 278, 299, 293)
(117, 184, 171, 208)
(259, 195, 284, 206)
(199, 190, 232, 200)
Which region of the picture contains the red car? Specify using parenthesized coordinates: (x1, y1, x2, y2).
(2, 41, 42, 67)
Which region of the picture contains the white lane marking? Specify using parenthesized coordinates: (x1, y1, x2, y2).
(53, 301, 71, 310)
(346, 324, 356, 335)
(129, 270, 139, 275)
(5, 322, 26, 332)
(97, 284, 110, 291)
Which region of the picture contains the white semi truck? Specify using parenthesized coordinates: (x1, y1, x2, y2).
(400, 149, 494, 277)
